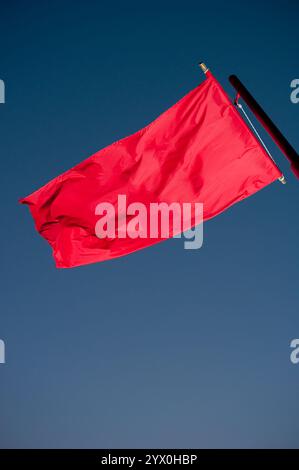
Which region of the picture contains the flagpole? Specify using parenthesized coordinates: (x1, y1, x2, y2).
(229, 74, 299, 179)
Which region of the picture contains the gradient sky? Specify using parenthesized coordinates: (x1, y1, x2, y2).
(0, 0, 298, 448)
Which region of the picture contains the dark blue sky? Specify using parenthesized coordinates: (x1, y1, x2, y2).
(0, 0, 298, 448)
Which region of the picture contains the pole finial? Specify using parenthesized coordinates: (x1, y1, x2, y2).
(199, 62, 209, 74)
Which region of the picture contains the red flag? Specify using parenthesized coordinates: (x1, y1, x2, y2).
(20, 71, 282, 268)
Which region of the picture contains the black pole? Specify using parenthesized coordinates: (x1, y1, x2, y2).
(229, 75, 299, 179)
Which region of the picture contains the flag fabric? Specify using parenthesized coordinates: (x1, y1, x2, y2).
(20, 71, 282, 268)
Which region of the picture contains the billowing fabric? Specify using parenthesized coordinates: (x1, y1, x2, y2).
(20, 72, 281, 268)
